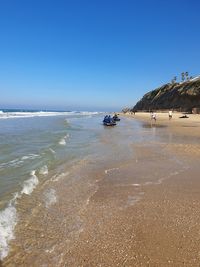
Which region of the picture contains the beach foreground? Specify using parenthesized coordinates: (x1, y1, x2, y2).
(2, 113, 200, 266)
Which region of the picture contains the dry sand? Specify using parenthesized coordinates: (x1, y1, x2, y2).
(122, 111, 200, 138)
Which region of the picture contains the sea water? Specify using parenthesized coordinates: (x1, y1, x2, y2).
(0, 110, 105, 259)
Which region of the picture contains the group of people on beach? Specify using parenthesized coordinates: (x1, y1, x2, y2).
(150, 110, 173, 122)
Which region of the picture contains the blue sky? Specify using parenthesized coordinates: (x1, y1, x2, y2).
(0, 0, 200, 111)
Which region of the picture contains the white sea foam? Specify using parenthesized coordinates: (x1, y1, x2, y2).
(78, 111, 100, 116)
(44, 189, 57, 208)
(0, 201, 17, 260)
(0, 174, 39, 260)
(49, 148, 56, 154)
(39, 165, 48, 176)
(0, 169, 40, 260)
(0, 111, 102, 120)
(59, 138, 66, 145)
(59, 134, 69, 146)
(0, 158, 22, 169)
(21, 154, 40, 161)
(0, 154, 40, 170)
(21, 170, 39, 195)
(21, 156, 29, 160)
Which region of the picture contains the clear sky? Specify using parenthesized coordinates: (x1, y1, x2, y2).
(0, 0, 200, 111)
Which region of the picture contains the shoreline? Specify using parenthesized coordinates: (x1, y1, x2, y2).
(2, 114, 200, 266)
(64, 113, 200, 266)
(57, 128, 200, 266)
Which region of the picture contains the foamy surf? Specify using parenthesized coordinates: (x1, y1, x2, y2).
(21, 154, 40, 160)
(21, 171, 39, 195)
(39, 165, 48, 176)
(49, 148, 56, 154)
(59, 134, 69, 145)
(0, 154, 40, 170)
(0, 200, 17, 260)
(0, 170, 40, 260)
(0, 110, 102, 120)
(59, 138, 66, 145)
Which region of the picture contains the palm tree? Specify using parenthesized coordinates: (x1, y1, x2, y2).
(181, 72, 185, 82)
(185, 71, 189, 81)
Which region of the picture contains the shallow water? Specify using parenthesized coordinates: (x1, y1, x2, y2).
(0, 113, 196, 265)
(0, 111, 103, 260)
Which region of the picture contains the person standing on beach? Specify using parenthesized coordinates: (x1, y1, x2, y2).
(150, 112, 156, 126)
(169, 110, 172, 120)
(152, 112, 156, 122)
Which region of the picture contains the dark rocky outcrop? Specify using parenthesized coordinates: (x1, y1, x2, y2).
(126, 77, 200, 113)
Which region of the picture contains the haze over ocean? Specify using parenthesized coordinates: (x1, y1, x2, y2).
(0, 0, 200, 111)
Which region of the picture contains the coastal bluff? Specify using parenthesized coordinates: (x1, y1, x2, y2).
(124, 76, 200, 113)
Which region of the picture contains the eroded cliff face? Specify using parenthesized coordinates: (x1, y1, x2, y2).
(129, 77, 200, 112)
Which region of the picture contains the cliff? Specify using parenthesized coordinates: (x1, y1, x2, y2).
(129, 77, 200, 113)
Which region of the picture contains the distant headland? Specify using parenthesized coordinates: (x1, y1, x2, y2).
(123, 73, 200, 114)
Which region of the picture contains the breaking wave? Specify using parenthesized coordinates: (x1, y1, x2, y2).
(38, 165, 48, 176)
(59, 134, 69, 146)
(0, 110, 102, 120)
(0, 200, 17, 260)
(21, 171, 39, 195)
(0, 170, 40, 260)
(0, 154, 40, 170)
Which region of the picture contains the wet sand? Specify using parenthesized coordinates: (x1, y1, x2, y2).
(61, 149, 200, 266)
(2, 114, 200, 266)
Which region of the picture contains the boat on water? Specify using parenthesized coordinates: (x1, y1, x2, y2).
(103, 115, 117, 126)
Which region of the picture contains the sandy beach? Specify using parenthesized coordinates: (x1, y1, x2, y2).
(63, 113, 200, 266)
(122, 111, 200, 138)
(2, 113, 200, 267)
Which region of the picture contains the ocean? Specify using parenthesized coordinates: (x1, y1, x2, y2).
(0, 110, 186, 265)
(0, 109, 105, 260)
